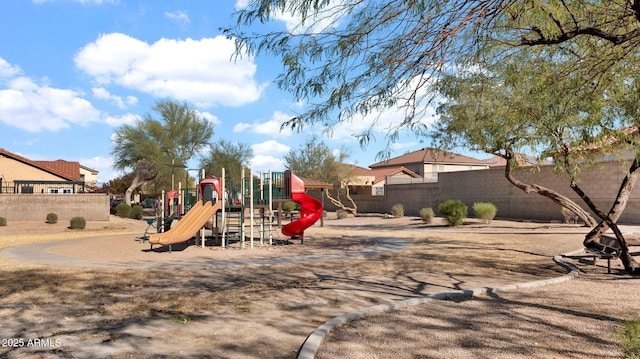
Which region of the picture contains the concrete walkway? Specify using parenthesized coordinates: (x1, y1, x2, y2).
(0, 233, 412, 269)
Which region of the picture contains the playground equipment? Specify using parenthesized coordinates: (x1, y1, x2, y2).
(146, 169, 322, 251)
(148, 201, 222, 249)
(281, 171, 323, 243)
(148, 176, 223, 251)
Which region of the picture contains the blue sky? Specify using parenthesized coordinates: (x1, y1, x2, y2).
(0, 0, 436, 182)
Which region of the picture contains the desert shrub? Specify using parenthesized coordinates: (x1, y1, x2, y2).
(116, 203, 132, 218)
(46, 212, 58, 224)
(282, 201, 296, 213)
(0, 217, 6, 226)
(561, 207, 579, 224)
(438, 200, 468, 226)
(473, 202, 497, 223)
(391, 203, 404, 217)
(336, 209, 349, 219)
(620, 319, 640, 359)
(419, 208, 435, 223)
(69, 216, 86, 229)
(130, 205, 143, 220)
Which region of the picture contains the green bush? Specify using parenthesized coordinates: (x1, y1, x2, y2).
(391, 203, 404, 217)
(0, 217, 6, 226)
(116, 203, 132, 218)
(69, 217, 86, 229)
(282, 201, 296, 213)
(46, 212, 58, 224)
(438, 200, 468, 226)
(130, 205, 144, 220)
(473, 202, 497, 223)
(620, 319, 640, 359)
(419, 208, 435, 223)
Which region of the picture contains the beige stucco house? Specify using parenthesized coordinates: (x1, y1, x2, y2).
(369, 147, 491, 182)
(345, 164, 421, 196)
(0, 148, 99, 194)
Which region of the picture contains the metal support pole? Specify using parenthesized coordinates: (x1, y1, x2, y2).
(221, 167, 226, 248)
(249, 168, 254, 249)
(268, 169, 273, 245)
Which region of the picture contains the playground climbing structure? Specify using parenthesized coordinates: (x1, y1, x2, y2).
(148, 169, 322, 251)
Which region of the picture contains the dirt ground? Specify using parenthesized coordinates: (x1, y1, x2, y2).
(0, 214, 639, 358)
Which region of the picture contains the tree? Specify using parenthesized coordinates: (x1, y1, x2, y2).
(435, 47, 640, 271)
(284, 136, 357, 213)
(225, 1, 640, 132)
(226, 0, 640, 272)
(434, 49, 599, 227)
(112, 99, 214, 204)
(108, 176, 131, 197)
(200, 139, 253, 184)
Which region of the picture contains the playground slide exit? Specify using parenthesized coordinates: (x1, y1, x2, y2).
(281, 192, 323, 238)
(148, 200, 222, 246)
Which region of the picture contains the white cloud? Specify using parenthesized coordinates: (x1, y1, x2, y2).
(250, 155, 285, 172)
(233, 111, 293, 137)
(165, 10, 190, 24)
(234, 0, 248, 9)
(0, 57, 140, 132)
(92, 87, 137, 109)
(79, 155, 118, 182)
(251, 139, 290, 154)
(250, 140, 290, 171)
(74, 33, 268, 107)
(232, 122, 251, 132)
(197, 110, 221, 126)
(104, 112, 140, 127)
(0, 57, 22, 78)
(390, 141, 420, 151)
(0, 76, 102, 132)
(329, 75, 438, 143)
(235, 0, 348, 34)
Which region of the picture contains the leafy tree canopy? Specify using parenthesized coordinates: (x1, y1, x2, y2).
(224, 0, 640, 153)
(284, 135, 349, 186)
(200, 139, 254, 183)
(111, 99, 215, 196)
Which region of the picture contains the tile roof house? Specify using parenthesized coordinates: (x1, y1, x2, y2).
(345, 164, 421, 196)
(299, 176, 333, 190)
(481, 153, 546, 168)
(0, 148, 99, 193)
(369, 147, 491, 182)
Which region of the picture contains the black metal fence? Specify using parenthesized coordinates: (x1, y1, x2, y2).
(0, 180, 109, 194)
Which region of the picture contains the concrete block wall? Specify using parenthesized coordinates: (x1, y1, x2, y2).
(0, 194, 109, 221)
(313, 160, 640, 224)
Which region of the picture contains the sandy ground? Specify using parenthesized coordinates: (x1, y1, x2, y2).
(0, 214, 639, 358)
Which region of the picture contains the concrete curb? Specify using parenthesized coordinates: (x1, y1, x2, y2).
(296, 251, 581, 359)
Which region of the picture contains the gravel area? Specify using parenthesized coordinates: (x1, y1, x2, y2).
(0, 214, 638, 358)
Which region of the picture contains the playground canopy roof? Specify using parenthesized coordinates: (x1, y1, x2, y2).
(299, 177, 333, 189)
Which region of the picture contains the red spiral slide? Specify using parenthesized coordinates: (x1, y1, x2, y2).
(281, 171, 323, 239)
(281, 192, 323, 238)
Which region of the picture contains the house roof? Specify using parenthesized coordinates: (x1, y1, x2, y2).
(0, 148, 80, 181)
(369, 147, 488, 168)
(346, 164, 421, 185)
(33, 160, 81, 181)
(300, 176, 333, 189)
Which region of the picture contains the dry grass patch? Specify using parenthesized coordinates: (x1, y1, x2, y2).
(0, 216, 612, 358)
